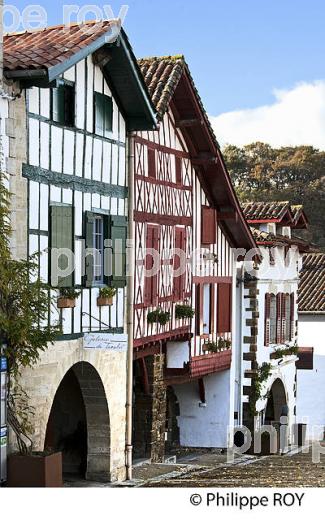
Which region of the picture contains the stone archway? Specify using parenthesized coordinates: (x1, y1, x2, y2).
(44, 362, 111, 482)
(264, 378, 288, 424)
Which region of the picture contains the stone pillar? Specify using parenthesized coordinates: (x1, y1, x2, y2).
(150, 354, 167, 462)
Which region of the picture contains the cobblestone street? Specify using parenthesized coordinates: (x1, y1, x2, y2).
(144, 448, 325, 488)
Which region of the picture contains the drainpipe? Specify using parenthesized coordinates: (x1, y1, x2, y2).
(126, 134, 135, 480)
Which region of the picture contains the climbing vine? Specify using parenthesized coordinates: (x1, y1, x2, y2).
(248, 362, 272, 418)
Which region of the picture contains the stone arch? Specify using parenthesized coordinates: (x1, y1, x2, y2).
(44, 361, 111, 482)
(264, 377, 288, 424)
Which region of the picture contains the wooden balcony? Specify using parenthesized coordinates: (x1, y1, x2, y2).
(190, 349, 232, 378)
(164, 349, 232, 384)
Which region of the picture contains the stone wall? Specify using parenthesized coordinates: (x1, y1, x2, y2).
(11, 339, 128, 482)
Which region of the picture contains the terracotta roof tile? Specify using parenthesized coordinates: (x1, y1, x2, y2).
(3, 20, 119, 72)
(242, 201, 291, 222)
(298, 253, 325, 313)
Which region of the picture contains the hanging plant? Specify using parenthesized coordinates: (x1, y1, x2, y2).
(97, 287, 117, 307)
(57, 288, 81, 309)
(175, 304, 195, 320)
(147, 308, 171, 326)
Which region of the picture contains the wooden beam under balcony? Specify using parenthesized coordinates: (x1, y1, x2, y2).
(175, 117, 204, 128)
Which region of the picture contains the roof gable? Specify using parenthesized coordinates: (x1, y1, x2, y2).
(138, 55, 255, 250)
(4, 21, 157, 131)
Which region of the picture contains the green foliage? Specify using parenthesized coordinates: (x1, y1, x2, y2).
(99, 286, 116, 298)
(175, 304, 195, 319)
(223, 142, 325, 250)
(0, 169, 61, 452)
(272, 344, 298, 359)
(249, 362, 272, 418)
(147, 308, 171, 326)
(204, 337, 231, 353)
(59, 287, 81, 300)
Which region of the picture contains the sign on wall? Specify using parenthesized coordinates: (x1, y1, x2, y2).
(83, 333, 128, 352)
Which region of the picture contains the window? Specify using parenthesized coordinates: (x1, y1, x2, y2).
(94, 92, 113, 137)
(84, 212, 127, 288)
(265, 292, 295, 345)
(49, 204, 74, 287)
(201, 206, 216, 245)
(270, 294, 277, 344)
(148, 148, 156, 178)
(51, 83, 75, 127)
(144, 224, 160, 306)
(284, 293, 291, 341)
(173, 227, 186, 301)
(92, 215, 105, 284)
(265, 293, 277, 345)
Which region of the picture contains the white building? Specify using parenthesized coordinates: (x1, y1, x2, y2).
(236, 202, 310, 447)
(296, 252, 325, 440)
(3, 21, 156, 482)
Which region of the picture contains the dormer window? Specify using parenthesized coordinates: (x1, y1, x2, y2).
(51, 82, 75, 127)
(94, 92, 113, 137)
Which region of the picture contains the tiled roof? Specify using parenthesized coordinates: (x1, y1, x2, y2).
(138, 56, 185, 121)
(138, 55, 219, 147)
(242, 201, 291, 222)
(3, 20, 119, 72)
(251, 228, 311, 253)
(298, 253, 325, 313)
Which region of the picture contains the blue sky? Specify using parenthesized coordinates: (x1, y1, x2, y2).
(6, 1, 325, 147)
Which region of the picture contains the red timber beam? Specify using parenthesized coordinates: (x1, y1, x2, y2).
(134, 211, 192, 227)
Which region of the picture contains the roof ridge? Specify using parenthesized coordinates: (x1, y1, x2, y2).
(4, 18, 115, 37)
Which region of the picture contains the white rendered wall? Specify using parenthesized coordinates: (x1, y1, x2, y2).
(174, 370, 232, 448)
(296, 315, 325, 439)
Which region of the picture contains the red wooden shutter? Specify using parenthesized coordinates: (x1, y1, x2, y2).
(201, 206, 216, 245)
(148, 148, 156, 178)
(144, 225, 160, 306)
(175, 156, 182, 184)
(264, 293, 271, 346)
(276, 293, 282, 343)
(173, 227, 186, 301)
(290, 293, 295, 340)
(281, 293, 286, 343)
(152, 226, 160, 305)
(217, 283, 232, 333)
(209, 284, 215, 334)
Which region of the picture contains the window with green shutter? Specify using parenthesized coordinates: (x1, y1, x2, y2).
(49, 205, 74, 287)
(51, 83, 75, 127)
(94, 92, 113, 137)
(84, 212, 127, 288)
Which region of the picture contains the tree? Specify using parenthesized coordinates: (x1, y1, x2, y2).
(223, 143, 325, 250)
(0, 168, 61, 453)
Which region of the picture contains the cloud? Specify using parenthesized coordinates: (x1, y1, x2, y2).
(210, 81, 325, 150)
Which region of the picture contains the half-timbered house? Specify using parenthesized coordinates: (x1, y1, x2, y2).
(3, 21, 156, 482)
(237, 202, 310, 448)
(130, 56, 256, 461)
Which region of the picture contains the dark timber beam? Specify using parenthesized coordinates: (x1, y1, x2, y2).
(176, 117, 204, 128)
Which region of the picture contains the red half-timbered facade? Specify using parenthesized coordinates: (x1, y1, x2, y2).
(131, 56, 256, 460)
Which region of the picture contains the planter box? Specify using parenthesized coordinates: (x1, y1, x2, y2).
(57, 297, 76, 309)
(97, 296, 113, 307)
(8, 451, 63, 487)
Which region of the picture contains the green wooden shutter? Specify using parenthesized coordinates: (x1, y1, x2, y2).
(84, 211, 96, 287)
(52, 86, 65, 124)
(50, 205, 73, 287)
(94, 92, 105, 136)
(107, 215, 128, 288)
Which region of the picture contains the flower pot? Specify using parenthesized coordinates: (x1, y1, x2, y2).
(7, 451, 63, 487)
(57, 297, 76, 309)
(97, 296, 113, 307)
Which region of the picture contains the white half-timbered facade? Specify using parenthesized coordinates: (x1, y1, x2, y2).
(3, 21, 156, 482)
(132, 56, 256, 460)
(236, 202, 310, 450)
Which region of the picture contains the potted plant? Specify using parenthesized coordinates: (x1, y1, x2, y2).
(57, 288, 80, 309)
(147, 308, 171, 326)
(175, 304, 195, 320)
(0, 170, 62, 486)
(97, 286, 116, 307)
